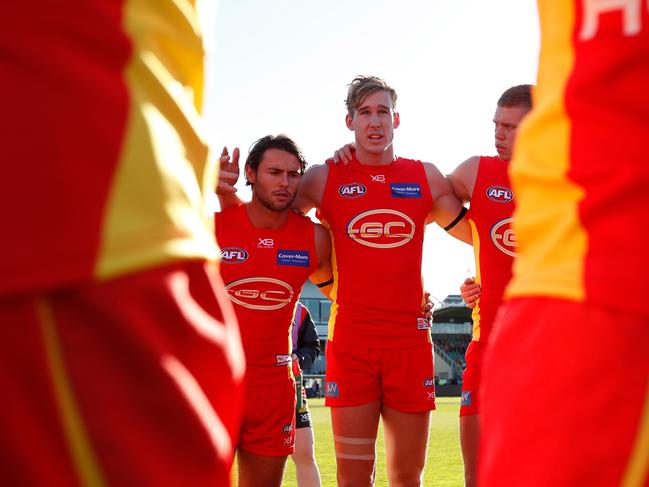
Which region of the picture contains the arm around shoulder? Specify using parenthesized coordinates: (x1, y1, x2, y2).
(423, 162, 472, 244)
(447, 155, 480, 204)
(293, 164, 328, 214)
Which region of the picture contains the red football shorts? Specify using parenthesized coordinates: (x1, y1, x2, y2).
(480, 297, 649, 487)
(0, 261, 245, 487)
(460, 340, 485, 416)
(325, 340, 436, 412)
(238, 378, 296, 456)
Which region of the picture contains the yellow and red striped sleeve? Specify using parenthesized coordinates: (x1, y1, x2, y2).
(1, 0, 218, 294)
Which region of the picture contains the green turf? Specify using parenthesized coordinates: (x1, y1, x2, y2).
(233, 397, 463, 486)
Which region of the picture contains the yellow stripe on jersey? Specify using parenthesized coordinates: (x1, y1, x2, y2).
(507, 1, 587, 301)
(319, 219, 340, 342)
(621, 376, 649, 487)
(469, 218, 482, 341)
(38, 299, 107, 487)
(95, 0, 218, 280)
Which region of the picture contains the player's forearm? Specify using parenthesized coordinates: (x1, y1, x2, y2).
(217, 192, 244, 210)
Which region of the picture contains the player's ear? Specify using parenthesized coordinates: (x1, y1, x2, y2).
(393, 111, 400, 129)
(345, 113, 354, 131)
(245, 163, 255, 185)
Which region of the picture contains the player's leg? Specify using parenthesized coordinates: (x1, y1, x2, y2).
(291, 426, 322, 487)
(237, 378, 296, 486)
(459, 415, 480, 487)
(381, 341, 437, 487)
(237, 449, 288, 487)
(331, 401, 381, 487)
(382, 406, 430, 487)
(459, 340, 483, 487)
(291, 392, 322, 487)
(325, 341, 382, 486)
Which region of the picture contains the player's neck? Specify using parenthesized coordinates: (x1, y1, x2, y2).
(355, 144, 395, 166)
(245, 200, 288, 229)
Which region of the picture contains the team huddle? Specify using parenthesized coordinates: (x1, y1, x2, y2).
(2, 1, 647, 487)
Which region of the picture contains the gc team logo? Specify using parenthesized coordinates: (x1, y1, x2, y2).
(220, 247, 249, 264)
(347, 209, 415, 249)
(486, 185, 513, 203)
(491, 218, 516, 257)
(339, 183, 367, 199)
(225, 277, 294, 310)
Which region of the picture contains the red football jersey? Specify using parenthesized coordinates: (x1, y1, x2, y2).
(466, 156, 515, 342)
(1, 0, 219, 294)
(318, 157, 433, 348)
(507, 0, 649, 319)
(215, 206, 317, 385)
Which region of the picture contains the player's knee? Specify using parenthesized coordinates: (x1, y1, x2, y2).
(291, 446, 316, 466)
(387, 462, 425, 487)
(336, 466, 375, 487)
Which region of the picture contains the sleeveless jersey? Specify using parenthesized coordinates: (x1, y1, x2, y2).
(507, 0, 649, 319)
(466, 156, 515, 342)
(1, 0, 218, 295)
(215, 206, 318, 385)
(318, 156, 434, 348)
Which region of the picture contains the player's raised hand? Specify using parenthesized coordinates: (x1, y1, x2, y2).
(216, 146, 240, 194)
(331, 142, 356, 164)
(460, 277, 481, 309)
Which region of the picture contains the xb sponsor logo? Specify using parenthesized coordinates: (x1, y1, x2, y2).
(220, 247, 249, 264)
(257, 238, 274, 249)
(426, 391, 436, 401)
(347, 209, 415, 249)
(491, 218, 516, 257)
(225, 277, 294, 310)
(299, 412, 311, 423)
(326, 382, 339, 398)
(486, 185, 513, 203)
(371, 174, 386, 183)
(339, 183, 367, 199)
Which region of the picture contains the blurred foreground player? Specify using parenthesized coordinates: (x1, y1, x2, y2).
(0, 1, 244, 486)
(480, 2, 649, 486)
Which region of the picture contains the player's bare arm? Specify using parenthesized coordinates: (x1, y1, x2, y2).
(216, 146, 244, 209)
(292, 164, 328, 214)
(423, 162, 472, 244)
(309, 223, 334, 299)
(447, 156, 480, 204)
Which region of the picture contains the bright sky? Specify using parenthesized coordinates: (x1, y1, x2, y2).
(204, 0, 540, 303)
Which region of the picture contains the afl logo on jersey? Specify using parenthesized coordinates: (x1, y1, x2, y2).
(491, 218, 516, 257)
(225, 277, 294, 310)
(347, 209, 415, 249)
(339, 183, 367, 199)
(220, 247, 249, 264)
(486, 186, 513, 203)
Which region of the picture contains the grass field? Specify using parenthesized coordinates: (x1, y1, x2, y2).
(232, 397, 463, 486)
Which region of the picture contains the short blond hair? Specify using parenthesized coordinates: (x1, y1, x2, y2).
(345, 75, 398, 117)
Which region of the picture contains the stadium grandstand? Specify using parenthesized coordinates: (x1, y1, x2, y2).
(298, 282, 473, 396)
